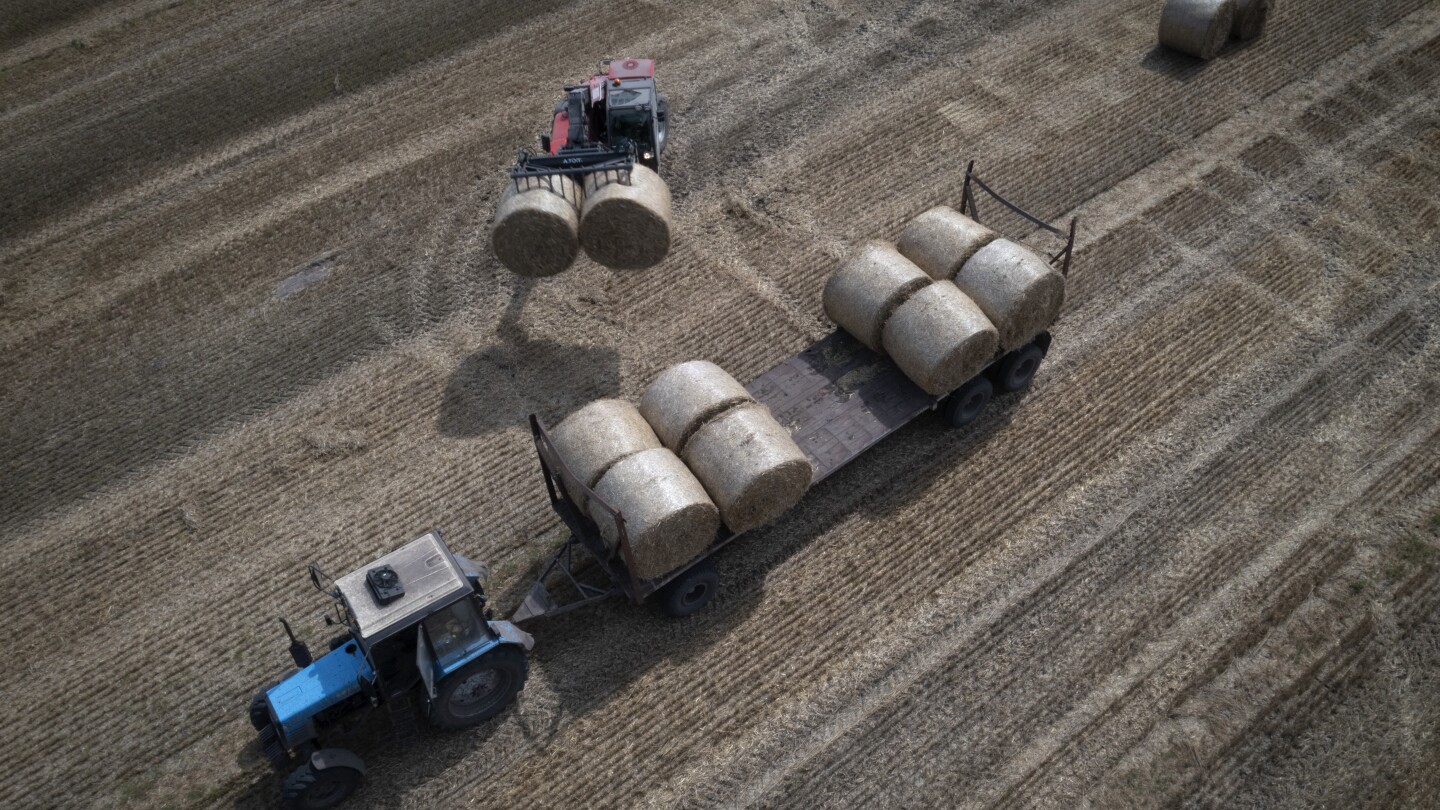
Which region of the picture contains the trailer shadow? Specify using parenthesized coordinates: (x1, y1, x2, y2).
(236, 390, 1025, 807)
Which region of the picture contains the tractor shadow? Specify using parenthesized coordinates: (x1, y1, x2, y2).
(437, 277, 620, 437)
(236, 386, 1026, 808)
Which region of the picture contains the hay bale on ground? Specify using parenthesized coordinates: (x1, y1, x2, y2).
(681, 403, 813, 533)
(639, 360, 755, 453)
(591, 448, 719, 580)
(896, 206, 1001, 281)
(881, 282, 1000, 396)
(822, 241, 932, 351)
(954, 238, 1066, 352)
(579, 164, 672, 269)
(491, 175, 583, 277)
(549, 400, 661, 511)
(1159, 0, 1237, 60)
(1231, 0, 1271, 40)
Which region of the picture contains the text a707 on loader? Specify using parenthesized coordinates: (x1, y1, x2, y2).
(248, 532, 533, 809)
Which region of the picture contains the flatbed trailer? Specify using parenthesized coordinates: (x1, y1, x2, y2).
(512, 166, 1074, 623)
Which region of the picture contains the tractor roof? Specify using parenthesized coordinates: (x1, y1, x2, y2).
(335, 530, 472, 645)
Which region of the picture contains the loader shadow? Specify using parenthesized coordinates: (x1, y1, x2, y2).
(237, 391, 1025, 808)
(437, 279, 620, 437)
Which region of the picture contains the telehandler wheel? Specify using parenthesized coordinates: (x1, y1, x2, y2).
(994, 343, 1045, 393)
(427, 645, 528, 731)
(281, 761, 361, 810)
(660, 559, 719, 618)
(946, 376, 993, 427)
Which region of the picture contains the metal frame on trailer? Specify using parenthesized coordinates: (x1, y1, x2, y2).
(960, 161, 1077, 277)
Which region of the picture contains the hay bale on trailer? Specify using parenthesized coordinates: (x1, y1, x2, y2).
(580, 164, 672, 269)
(896, 206, 1000, 281)
(822, 241, 932, 352)
(1159, 0, 1237, 60)
(591, 448, 720, 580)
(681, 403, 813, 532)
(953, 238, 1066, 352)
(491, 175, 584, 277)
(881, 282, 1000, 396)
(1231, 0, 1271, 40)
(639, 360, 755, 452)
(549, 399, 661, 511)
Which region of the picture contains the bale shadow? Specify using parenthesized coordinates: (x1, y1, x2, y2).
(437, 278, 620, 437)
(1140, 36, 1264, 80)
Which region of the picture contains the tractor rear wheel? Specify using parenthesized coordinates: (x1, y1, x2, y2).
(427, 645, 528, 731)
(281, 762, 361, 810)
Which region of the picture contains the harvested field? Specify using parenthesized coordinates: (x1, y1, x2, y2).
(2, 0, 1438, 808)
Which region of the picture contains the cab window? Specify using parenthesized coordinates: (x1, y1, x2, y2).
(422, 599, 488, 668)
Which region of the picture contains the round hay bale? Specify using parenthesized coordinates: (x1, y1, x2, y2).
(1158, 0, 1237, 60)
(549, 400, 661, 513)
(1232, 0, 1271, 40)
(681, 403, 813, 533)
(579, 164, 672, 269)
(881, 282, 1000, 396)
(895, 206, 1001, 281)
(591, 447, 719, 580)
(954, 238, 1066, 352)
(639, 360, 755, 453)
(822, 241, 932, 352)
(491, 175, 583, 277)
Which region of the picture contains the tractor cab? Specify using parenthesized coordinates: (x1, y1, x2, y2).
(250, 531, 532, 809)
(538, 58, 668, 172)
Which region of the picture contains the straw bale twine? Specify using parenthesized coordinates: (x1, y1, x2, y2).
(954, 238, 1066, 352)
(491, 175, 583, 277)
(591, 448, 720, 579)
(681, 403, 813, 532)
(881, 282, 1000, 396)
(639, 360, 755, 452)
(579, 164, 672, 269)
(896, 206, 1000, 281)
(1159, 0, 1237, 60)
(1232, 0, 1271, 40)
(822, 241, 931, 351)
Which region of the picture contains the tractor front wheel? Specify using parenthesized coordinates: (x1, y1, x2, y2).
(281, 761, 361, 810)
(427, 645, 528, 731)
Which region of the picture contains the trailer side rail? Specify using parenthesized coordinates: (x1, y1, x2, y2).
(960, 161, 1077, 277)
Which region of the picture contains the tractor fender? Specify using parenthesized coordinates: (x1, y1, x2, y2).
(488, 620, 535, 651)
(309, 748, 366, 776)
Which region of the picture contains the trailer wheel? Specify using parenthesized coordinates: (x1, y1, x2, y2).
(946, 376, 993, 427)
(281, 761, 361, 810)
(427, 645, 528, 731)
(660, 559, 719, 618)
(994, 343, 1045, 393)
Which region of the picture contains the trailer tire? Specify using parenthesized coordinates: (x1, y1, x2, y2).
(281, 761, 361, 810)
(946, 376, 993, 428)
(660, 559, 719, 618)
(993, 343, 1045, 393)
(428, 645, 528, 731)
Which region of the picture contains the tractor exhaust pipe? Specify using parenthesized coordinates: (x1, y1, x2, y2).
(279, 617, 313, 668)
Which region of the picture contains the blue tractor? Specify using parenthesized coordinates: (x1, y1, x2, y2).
(248, 531, 533, 809)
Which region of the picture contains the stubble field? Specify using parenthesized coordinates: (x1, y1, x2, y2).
(2, 0, 1438, 807)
